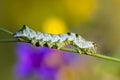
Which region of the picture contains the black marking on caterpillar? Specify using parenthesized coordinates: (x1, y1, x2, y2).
(13, 25, 97, 54)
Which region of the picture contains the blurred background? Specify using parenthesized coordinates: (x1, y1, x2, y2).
(0, 0, 120, 80)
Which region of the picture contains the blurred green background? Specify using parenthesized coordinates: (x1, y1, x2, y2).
(0, 0, 120, 80)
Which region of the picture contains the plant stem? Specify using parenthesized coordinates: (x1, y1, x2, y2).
(1, 38, 120, 62)
(0, 39, 18, 43)
(0, 27, 13, 35)
(61, 47, 120, 62)
(90, 53, 120, 62)
(61, 47, 78, 53)
(0, 27, 120, 62)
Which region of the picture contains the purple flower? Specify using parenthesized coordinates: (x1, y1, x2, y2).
(14, 42, 80, 80)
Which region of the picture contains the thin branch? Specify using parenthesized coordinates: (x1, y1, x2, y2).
(0, 27, 13, 35)
(90, 53, 120, 62)
(61, 47, 120, 62)
(0, 27, 120, 62)
(0, 39, 18, 43)
(1, 38, 120, 62)
(61, 47, 78, 53)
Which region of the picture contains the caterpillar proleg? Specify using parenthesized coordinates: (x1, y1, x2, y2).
(13, 25, 96, 55)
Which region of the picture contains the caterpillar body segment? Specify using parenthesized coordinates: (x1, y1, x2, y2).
(13, 25, 96, 54)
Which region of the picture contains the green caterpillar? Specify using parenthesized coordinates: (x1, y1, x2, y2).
(13, 25, 96, 55)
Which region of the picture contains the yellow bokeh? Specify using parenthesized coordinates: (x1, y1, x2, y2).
(63, 0, 98, 22)
(42, 17, 68, 34)
(0, 0, 98, 28)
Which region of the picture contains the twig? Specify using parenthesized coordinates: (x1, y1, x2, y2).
(0, 27, 13, 35)
(0, 27, 120, 62)
(0, 39, 18, 43)
(61, 47, 120, 62)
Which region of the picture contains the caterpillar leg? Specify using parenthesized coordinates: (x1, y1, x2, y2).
(77, 48, 96, 55)
(31, 39, 45, 47)
(76, 47, 83, 54)
(46, 41, 55, 48)
(55, 42, 65, 50)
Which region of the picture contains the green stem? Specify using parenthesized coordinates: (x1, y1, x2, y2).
(90, 53, 120, 62)
(0, 27, 13, 35)
(61, 47, 120, 62)
(61, 47, 77, 53)
(0, 39, 18, 43)
(0, 27, 120, 62)
(1, 38, 120, 62)
(0, 27, 16, 43)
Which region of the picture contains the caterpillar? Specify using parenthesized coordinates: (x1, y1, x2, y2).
(13, 25, 97, 55)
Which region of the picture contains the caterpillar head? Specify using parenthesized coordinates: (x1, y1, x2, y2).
(80, 41, 97, 54)
(13, 25, 31, 42)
